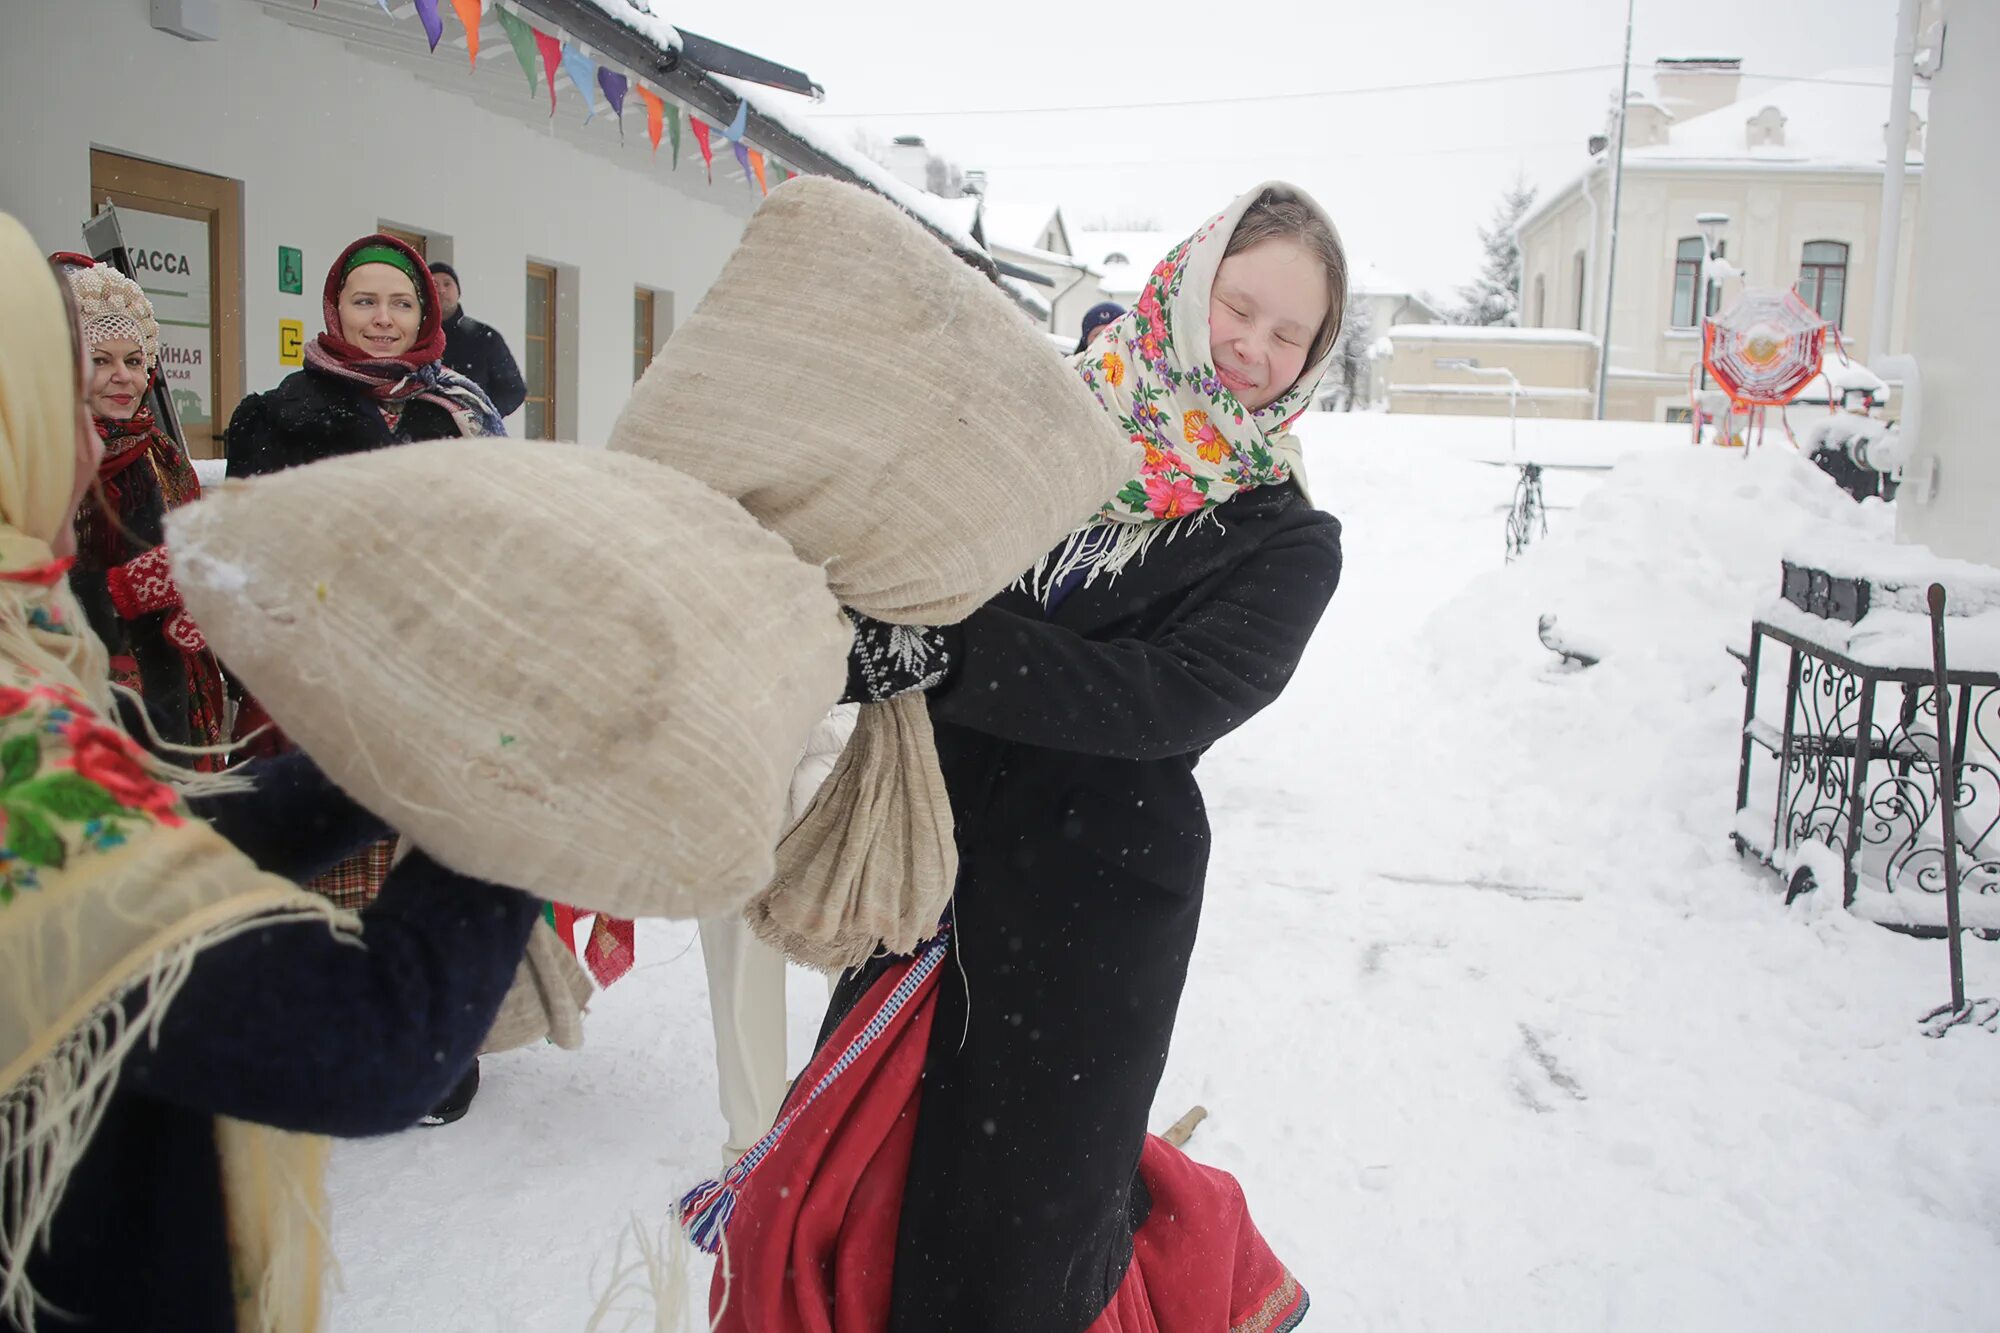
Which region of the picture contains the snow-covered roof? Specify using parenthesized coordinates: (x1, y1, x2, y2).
(1387, 323, 1600, 347)
(997, 273, 1051, 319)
(1074, 229, 1177, 297)
(979, 198, 1066, 254)
(1627, 67, 1928, 170)
(1350, 260, 1426, 300)
(1522, 67, 1928, 236)
(724, 81, 981, 253)
(989, 238, 1101, 277)
(574, 0, 681, 51)
(1792, 348, 1892, 406)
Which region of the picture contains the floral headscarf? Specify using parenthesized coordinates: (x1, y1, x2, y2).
(1031, 181, 1343, 600)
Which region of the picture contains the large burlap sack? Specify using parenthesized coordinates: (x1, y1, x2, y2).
(744, 693, 953, 971)
(167, 440, 852, 919)
(608, 175, 1138, 626)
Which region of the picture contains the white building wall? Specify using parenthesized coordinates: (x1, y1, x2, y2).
(0, 0, 759, 449)
(1898, 0, 2000, 566)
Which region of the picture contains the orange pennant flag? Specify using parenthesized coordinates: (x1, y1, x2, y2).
(748, 147, 768, 196)
(452, 0, 481, 66)
(637, 85, 665, 152)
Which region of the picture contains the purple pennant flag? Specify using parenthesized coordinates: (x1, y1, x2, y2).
(597, 68, 629, 131)
(412, 0, 444, 51)
(732, 138, 751, 187)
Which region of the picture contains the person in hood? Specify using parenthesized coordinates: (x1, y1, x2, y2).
(1074, 299, 1126, 354)
(429, 261, 526, 422)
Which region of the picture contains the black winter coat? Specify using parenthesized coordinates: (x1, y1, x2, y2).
(11, 752, 540, 1333)
(223, 366, 467, 479)
(442, 308, 526, 419)
(827, 480, 1342, 1333)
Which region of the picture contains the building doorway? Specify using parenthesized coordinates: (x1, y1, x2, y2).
(87, 149, 244, 458)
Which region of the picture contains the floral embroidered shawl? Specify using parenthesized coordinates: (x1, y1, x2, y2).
(1034, 181, 1342, 599)
(0, 212, 352, 1333)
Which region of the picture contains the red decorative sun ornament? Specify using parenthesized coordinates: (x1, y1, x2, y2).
(1702, 288, 1828, 407)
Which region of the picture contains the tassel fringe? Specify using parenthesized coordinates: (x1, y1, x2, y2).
(673, 927, 952, 1255)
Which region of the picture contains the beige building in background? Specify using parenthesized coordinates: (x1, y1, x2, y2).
(1384, 325, 1598, 419)
(1517, 57, 1925, 422)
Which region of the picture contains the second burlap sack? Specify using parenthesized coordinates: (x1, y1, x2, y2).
(607, 175, 1136, 627)
(611, 177, 1138, 968)
(168, 439, 852, 920)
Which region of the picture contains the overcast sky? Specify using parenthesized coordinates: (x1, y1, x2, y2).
(692, 0, 1903, 300)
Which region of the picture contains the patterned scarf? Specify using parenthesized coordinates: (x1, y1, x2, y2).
(81, 407, 200, 560)
(306, 234, 506, 439)
(77, 407, 228, 768)
(1029, 181, 1341, 600)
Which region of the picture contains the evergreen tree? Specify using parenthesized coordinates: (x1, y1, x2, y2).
(1452, 179, 1538, 327)
(1329, 297, 1376, 410)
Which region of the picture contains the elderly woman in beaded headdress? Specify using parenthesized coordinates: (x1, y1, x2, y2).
(50, 258, 227, 768)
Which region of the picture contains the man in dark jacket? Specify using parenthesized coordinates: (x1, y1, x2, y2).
(430, 261, 527, 420)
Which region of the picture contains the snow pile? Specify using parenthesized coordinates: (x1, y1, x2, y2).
(1424, 444, 1873, 677)
(1765, 523, 2000, 672)
(1303, 409, 1685, 467)
(323, 423, 2000, 1332)
(1795, 349, 1891, 407)
(1798, 411, 1900, 471)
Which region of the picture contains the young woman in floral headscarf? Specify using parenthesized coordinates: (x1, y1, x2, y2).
(692, 183, 1346, 1333)
(0, 214, 539, 1333)
(48, 258, 227, 770)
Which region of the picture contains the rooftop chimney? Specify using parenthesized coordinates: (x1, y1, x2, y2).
(1653, 56, 1743, 123)
(887, 135, 930, 193)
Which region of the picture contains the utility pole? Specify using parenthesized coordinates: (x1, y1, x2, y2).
(1593, 0, 1638, 421)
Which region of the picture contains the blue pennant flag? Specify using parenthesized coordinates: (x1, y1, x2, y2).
(724, 97, 748, 142)
(560, 42, 600, 122)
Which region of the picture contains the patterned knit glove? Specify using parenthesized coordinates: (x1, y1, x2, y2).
(105, 545, 207, 654)
(843, 612, 958, 704)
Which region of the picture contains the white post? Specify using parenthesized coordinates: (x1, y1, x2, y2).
(1873, 0, 1922, 363)
(1593, 0, 1638, 420)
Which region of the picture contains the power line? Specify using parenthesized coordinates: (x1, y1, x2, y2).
(977, 138, 1585, 172)
(808, 63, 1625, 118)
(805, 64, 1896, 122)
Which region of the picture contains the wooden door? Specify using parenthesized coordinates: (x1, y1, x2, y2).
(88, 150, 244, 459)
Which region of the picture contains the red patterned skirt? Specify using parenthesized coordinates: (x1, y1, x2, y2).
(692, 937, 1306, 1333)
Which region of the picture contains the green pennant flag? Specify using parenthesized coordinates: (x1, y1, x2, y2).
(495, 5, 540, 96)
(666, 101, 682, 170)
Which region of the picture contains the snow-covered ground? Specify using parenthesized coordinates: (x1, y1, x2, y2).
(327, 418, 2000, 1331)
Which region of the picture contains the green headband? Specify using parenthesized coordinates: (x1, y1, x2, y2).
(343, 243, 424, 295)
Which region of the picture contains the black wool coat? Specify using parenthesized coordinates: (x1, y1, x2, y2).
(827, 479, 1343, 1333)
(11, 755, 539, 1333)
(223, 366, 467, 479)
(442, 307, 527, 419)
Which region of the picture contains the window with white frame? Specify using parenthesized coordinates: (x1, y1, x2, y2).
(1797, 240, 1850, 328)
(1671, 237, 1703, 328)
